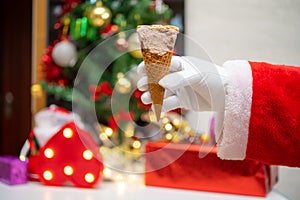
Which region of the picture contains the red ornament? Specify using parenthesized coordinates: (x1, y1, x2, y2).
(44, 63, 62, 82)
(100, 24, 119, 38)
(89, 81, 113, 101)
(108, 110, 134, 131)
(36, 122, 103, 188)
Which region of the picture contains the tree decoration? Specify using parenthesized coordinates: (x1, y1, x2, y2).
(39, 0, 173, 152)
(52, 40, 77, 67)
(115, 33, 128, 52)
(88, 0, 112, 28)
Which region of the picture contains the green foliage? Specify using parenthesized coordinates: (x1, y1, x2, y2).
(42, 0, 173, 142)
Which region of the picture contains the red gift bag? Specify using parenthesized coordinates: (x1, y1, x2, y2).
(145, 142, 278, 197)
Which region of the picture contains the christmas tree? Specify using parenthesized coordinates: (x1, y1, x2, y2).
(40, 0, 173, 146)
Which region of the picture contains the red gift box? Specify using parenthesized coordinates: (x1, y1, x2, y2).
(145, 142, 278, 197)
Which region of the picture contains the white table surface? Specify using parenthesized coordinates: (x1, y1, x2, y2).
(0, 178, 289, 200)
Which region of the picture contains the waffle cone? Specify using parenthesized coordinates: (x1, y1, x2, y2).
(137, 25, 179, 121)
(142, 49, 173, 121)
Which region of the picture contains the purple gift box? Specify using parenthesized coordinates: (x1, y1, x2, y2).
(0, 155, 28, 185)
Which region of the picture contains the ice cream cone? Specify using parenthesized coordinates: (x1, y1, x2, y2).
(142, 49, 173, 121)
(137, 25, 179, 121)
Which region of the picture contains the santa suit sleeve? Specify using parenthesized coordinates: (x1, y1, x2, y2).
(217, 60, 300, 167)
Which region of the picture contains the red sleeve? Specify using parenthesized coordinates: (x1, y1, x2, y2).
(246, 62, 300, 167)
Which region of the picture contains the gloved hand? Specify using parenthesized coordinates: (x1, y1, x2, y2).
(137, 56, 228, 141)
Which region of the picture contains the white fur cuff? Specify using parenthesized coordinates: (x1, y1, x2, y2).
(217, 60, 253, 160)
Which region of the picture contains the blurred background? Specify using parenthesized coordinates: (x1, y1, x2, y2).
(185, 1, 300, 199)
(0, 0, 299, 199)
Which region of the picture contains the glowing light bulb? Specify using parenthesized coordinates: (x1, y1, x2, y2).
(19, 155, 26, 162)
(124, 130, 134, 138)
(161, 117, 169, 124)
(104, 127, 113, 136)
(84, 173, 95, 183)
(31, 84, 43, 97)
(44, 148, 54, 159)
(43, 170, 53, 181)
(63, 128, 73, 138)
(165, 133, 173, 140)
(103, 168, 112, 177)
(83, 150, 93, 160)
(63, 165, 74, 176)
(149, 112, 156, 122)
(172, 118, 181, 128)
(124, 124, 134, 138)
(201, 133, 210, 143)
(99, 133, 108, 141)
(184, 126, 192, 133)
(165, 123, 173, 131)
(132, 140, 141, 149)
(117, 72, 124, 79)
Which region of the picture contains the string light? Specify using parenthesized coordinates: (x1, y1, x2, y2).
(161, 117, 169, 124)
(172, 118, 181, 129)
(19, 155, 26, 162)
(104, 127, 113, 136)
(103, 168, 112, 178)
(184, 126, 192, 133)
(124, 124, 134, 138)
(200, 133, 210, 143)
(165, 133, 173, 140)
(117, 72, 124, 79)
(149, 112, 157, 122)
(115, 76, 131, 94)
(132, 140, 141, 149)
(31, 84, 43, 97)
(99, 133, 108, 141)
(164, 123, 173, 131)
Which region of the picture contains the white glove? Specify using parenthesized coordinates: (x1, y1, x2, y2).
(137, 56, 228, 140)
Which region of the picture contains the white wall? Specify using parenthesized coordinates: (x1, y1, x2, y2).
(185, 0, 300, 66)
(185, 1, 300, 199)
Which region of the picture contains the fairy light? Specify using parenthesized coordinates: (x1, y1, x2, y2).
(84, 173, 95, 183)
(201, 133, 210, 143)
(83, 150, 93, 160)
(149, 112, 156, 122)
(172, 132, 181, 143)
(165, 133, 173, 140)
(132, 140, 141, 149)
(117, 72, 124, 79)
(99, 133, 108, 141)
(63, 165, 74, 176)
(172, 118, 181, 129)
(184, 126, 192, 133)
(161, 117, 169, 124)
(103, 168, 112, 178)
(125, 130, 134, 138)
(43, 170, 53, 181)
(164, 123, 173, 131)
(44, 148, 55, 159)
(115, 173, 124, 181)
(31, 84, 43, 97)
(124, 124, 134, 138)
(104, 127, 113, 137)
(63, 128, 73, 138)
(19, 155, 26, 162)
